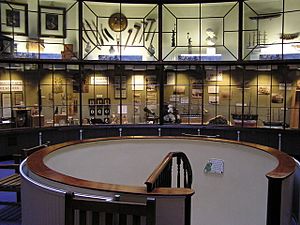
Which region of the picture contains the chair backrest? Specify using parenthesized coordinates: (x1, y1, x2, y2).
(21, 141, 50, 159)
(65, 192, 156, 225)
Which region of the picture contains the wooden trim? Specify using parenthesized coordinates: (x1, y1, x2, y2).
(266, 178, 282, 225)
(145, 151, 193, 191)
(27, 136, 295, 196)
(145, 152, 173, 186)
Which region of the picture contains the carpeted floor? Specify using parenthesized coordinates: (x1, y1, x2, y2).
(0, 160, 21, 225)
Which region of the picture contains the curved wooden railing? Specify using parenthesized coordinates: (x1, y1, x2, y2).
(145, 152, 193, 192)
(26, 136, 295, 194)
(25, 136, 296, 225)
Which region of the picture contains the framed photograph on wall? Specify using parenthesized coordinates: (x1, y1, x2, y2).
(96, 98, 103, 105)
(0, 2, 28, 35)
(104, 98, 111, 105)
(96, 107, 102, 115)
(104, 107, 110, 116)
(88, 99, 95, 106)
(14, 92, 23, 106)
(2, 93, 12, 118)
(89, 107, 95, 116)
(39, 6, 66, 38)
(114, 76, 127, 99)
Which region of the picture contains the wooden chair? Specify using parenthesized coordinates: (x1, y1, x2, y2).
(65, 192, 156, 225)
(0, 142, 49, 205)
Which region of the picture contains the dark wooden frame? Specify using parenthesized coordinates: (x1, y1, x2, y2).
(14, 92, 23, 106)
(38, 6, 66, 38)
(65, 192, 156, 225)
(0, 2, 28, 36)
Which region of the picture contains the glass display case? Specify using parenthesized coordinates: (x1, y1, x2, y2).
(0, 0, 300, 129)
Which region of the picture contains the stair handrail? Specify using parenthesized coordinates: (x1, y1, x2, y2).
(145, 152, 193, 192)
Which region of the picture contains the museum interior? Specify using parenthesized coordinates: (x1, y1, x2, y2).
(0, 0, 300, 156)
(0, 0, 300, 225)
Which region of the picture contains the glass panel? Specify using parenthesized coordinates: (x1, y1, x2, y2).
(123, 65, 159, 124)
(230, 66, 244, 127)
(82, 64, 112, 125)
(83, 2, 158, 61)
(245, 0, 283, 15)
(0, 63, 25, 128)
(283, 11, 300, 59)
(163, 2, 238, 62)
(0, 0, 79, 60)
(285, 0, 300, 12)
(287, 64, 300, 129)
(243, 0, 283, 60)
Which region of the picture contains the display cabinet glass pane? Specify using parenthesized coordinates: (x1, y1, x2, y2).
(245, 0, 283, 15)
(1, 0, 79, 60)
(287, 64, 300, 129)
(204, 66, 231, 125)
(162, 4, 200, 61)
(163, 2, 238, 62)
(230, 67, 244, 126)
(83, 2, 158, 61)
(201, 2, 239, 61)
(243, 0, 283, 61)
(163, 65, 203, 125)
(285, 0, 300, 12)
(82, 64, 113, 125)
(283, 11, 300, 59)
(122, 65, 159, 124)
(23, 64, 41, 127)
(0, 64, 24, 128)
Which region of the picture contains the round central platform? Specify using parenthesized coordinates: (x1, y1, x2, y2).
(25, 137, 288, 225)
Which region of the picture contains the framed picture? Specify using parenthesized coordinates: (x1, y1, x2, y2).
(146, 75, 157, 92)
(2, 93, 12, 118)
(104, 107, 110, 116)
(88, 99, 95, 105)
(14, 93, 23, 106)
(258, 86, 270, 95)
(39, 6, 66, 38)
(271, 93, 284, 103)
(114, 76, 127, 99)
(192, 89, 203, 99)
(208, 96, 219, 104)
(104, 98, 111, 105)
(96, 98, 103, 105)
(208, 86, 219, 94)
(96, 107, 102, 115)
(0, 2, 28, 35)
(89, 107, 95, 116)
(173, 86, 185, 95)
(206, 70, 223, 82)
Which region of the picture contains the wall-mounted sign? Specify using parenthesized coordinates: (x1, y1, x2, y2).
(0, 80, 23, 92)
(90, 76, 109, 85)
(132, 75, 144, 90)
(204, 158, 224, 174)
(206, 71, 223, 82)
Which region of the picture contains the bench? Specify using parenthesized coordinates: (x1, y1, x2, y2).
(0, 142, 49, 205)
(65, 192, 156, 225)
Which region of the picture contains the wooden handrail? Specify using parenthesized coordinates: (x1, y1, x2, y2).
(145, 152, 174, 187)
(145, 151, 193, 192)
(26, 136, 295, 196)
